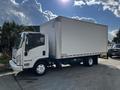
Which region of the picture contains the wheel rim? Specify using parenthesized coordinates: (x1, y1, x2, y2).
(36, 64, 45, 74)
(88, 58, 93, 65)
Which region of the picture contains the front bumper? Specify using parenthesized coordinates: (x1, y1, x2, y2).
(9, 60, 23, 72)
(111, 52, 120, 56)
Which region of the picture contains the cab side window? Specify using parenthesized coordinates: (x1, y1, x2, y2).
(27, 34, 45, 50)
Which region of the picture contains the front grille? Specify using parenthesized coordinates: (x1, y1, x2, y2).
(112, 49, 120, 52)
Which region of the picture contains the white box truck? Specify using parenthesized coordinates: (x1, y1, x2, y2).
(9, 16, 108, 75)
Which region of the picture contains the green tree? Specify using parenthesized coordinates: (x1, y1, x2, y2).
(112, 28, 120, 44)
(1, 21, 34, 58)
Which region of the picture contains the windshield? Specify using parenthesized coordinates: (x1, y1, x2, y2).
(115, 44, 120, 48)
(113, 44, 120, 48)
(14, 34, 21, 49)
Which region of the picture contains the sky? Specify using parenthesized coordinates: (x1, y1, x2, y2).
(0, 0, 120, 41)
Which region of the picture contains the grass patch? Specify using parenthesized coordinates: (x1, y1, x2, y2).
(0, 55, 10, 64)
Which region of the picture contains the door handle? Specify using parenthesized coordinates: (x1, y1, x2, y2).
(24, 51, 28, 56)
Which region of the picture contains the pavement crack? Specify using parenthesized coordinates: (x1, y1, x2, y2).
(12, 75, 24, 90)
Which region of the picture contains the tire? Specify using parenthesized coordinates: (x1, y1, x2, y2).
(34, 61, 47, 76)
(53, 60, 62, 69)
(109, 54, 112, 58)
(83, 57, 94, 66)
(108, 52, 112, 58)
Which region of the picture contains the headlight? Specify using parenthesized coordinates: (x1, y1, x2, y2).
(16, 55, 21, 65)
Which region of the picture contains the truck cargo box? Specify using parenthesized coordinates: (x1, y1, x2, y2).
(40, 16, 108, 59)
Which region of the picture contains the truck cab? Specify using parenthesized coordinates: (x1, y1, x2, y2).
(9, 32, 49, 75)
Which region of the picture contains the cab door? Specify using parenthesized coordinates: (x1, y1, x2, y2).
(23, 33, 48, 69)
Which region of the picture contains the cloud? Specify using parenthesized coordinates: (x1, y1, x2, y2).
(0, 1, 23, 24)
(0, 0, 58, 25)
(74, 0, 120, 17)
(10, 10, 31, 24)
(72, 16, 96, 23)
(0, 0, 33, 25)
(21, 0, 29, 4)
(108, 29, 118, 41)
(0, 0, 101, 26)
(33, 0, 57, 21)
(43, 10, 58, 21)
(109, 29, 118, 37)
(10, 0, 19, 5)
(74, 0, 86, 6)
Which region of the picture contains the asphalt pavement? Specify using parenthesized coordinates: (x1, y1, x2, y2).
(0, 58, 120, 90)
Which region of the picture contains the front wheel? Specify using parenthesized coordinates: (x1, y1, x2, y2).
(109, 55, 113, 58)
(83, 57, 94, 66)
(34, 62, 47, 76)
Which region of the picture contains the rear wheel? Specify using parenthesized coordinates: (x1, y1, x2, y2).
(83, 57, 94, 66)
(34, 62, 47, 76)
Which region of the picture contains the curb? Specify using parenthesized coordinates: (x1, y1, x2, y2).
(0, 63, 13, 77)
(0, 71, 15, 77)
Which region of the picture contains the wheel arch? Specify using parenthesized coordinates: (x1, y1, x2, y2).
(33, 58, 49, 68)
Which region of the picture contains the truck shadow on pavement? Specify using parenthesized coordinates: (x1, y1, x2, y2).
(2, 62, 120, 90)
(15, 63, 120, 82)
(15, 64, 92, 83)
(12, 63, 120, 90)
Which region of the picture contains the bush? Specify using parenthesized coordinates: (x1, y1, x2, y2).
(0, 54, 10, 64)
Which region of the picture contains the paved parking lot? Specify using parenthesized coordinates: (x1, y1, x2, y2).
(0, 58, 120, 90)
